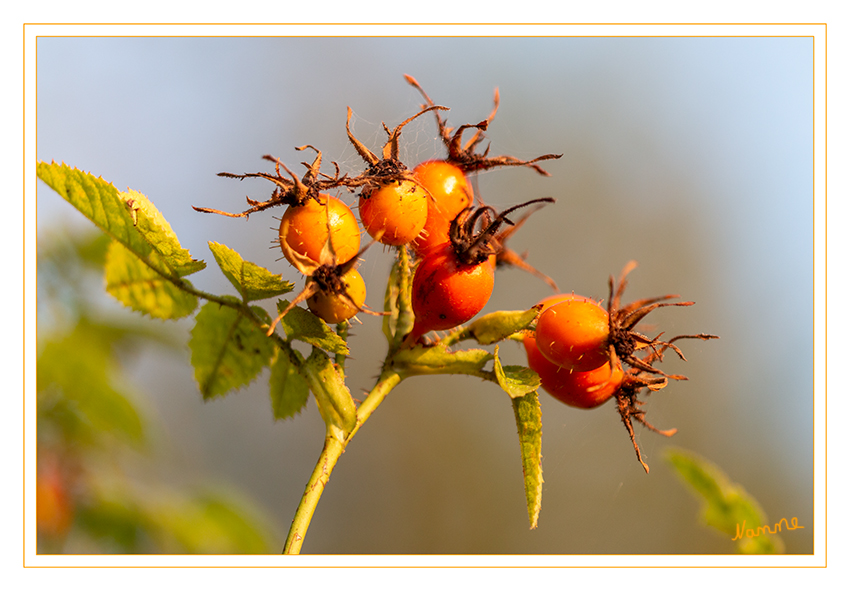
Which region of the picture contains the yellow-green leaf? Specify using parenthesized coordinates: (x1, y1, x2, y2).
(468, 307, 540, 345)
(511, 390, 543, 529)
(37, 161, 203, 279)
(120, 189, 206, 276)
(393, 343, 493, 378)
(276, 301, 349, 356)
(209, 242, 294, 302)
(494, 345, 541, 398)
(105, 241, 198, 319)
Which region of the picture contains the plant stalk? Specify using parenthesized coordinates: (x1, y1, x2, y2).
(282, 434, 346, 555)
(282, 369, 402, 554)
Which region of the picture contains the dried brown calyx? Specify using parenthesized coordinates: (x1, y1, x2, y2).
(405, 74, 562, 176)
(598, 262, 718, 472)
(448, 198, 555, 266)
(492, 204, 559, 291)
(343, 104, 449, 194)
(193, 145, 349, 218)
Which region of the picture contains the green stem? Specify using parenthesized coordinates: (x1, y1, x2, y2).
(135, 253, 276, 336)
(282, 434, 346, 555)
(353, 369, 402, 433)
(281, 368, 402, 554)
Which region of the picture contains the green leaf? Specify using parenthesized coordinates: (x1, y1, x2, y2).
(393, 343, 493, 378)
(36, 162, 202, 279)
(189, 300, 276, 399)
(269, 350, 310, 420)
(276, 300, 349, 356)
(511, 390, 543, 529)
(468, 308, 540, 345)
(302, 348, 357, 439)
(209, 242, 294, 302)
(666, 448, 785, 554)
(120, 189, 206, 276)
(494, 346, 541, 398)
(105, 240, 199, 319)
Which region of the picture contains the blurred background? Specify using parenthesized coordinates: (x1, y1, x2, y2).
(35, 36, 813, 554)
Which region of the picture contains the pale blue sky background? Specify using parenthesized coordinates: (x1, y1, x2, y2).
(36, 36, 813, 554)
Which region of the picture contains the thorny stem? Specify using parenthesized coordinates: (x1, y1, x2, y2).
(283, 434, 345, 555)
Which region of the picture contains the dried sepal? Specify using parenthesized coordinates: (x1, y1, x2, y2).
(449, 198, 555, 266)
(609, 320, 718, 472)
(344, 104, 449, 192)
(404, 74, 562, 175)
(492, 203, 559, 291)
(194, 147, 351, 218)
(603, 262, 718, 383)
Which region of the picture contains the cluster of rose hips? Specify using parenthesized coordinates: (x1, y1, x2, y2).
(195, 75, 715, 471)
(195, 75, 561, 337)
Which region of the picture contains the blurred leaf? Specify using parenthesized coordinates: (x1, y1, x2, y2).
(71, 313, 185, 352)
(148, 492, 273, 554)
(276, 300, 349, 356)
(73, 231, 113, 267)
(189, 300, 276, 399)
(120, 188, 206, 276)
(302, 348, 357, 439)
(105, 240, 199, 319)
(38, 229, 111, 271)
(269, 351, 310, 420)
(37, 217, 278, 555)
(37, 325, 146, 447)
(468, 308, 540, 345)
(38, 230, 122, 329)
(494, 346, 541, 399)
(80, 481, 274, 554)
(666, 448, 785, 554)
(75, 495, 151, 553)
(511, 390, 543, 529)
(209, 242, 294, 302)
